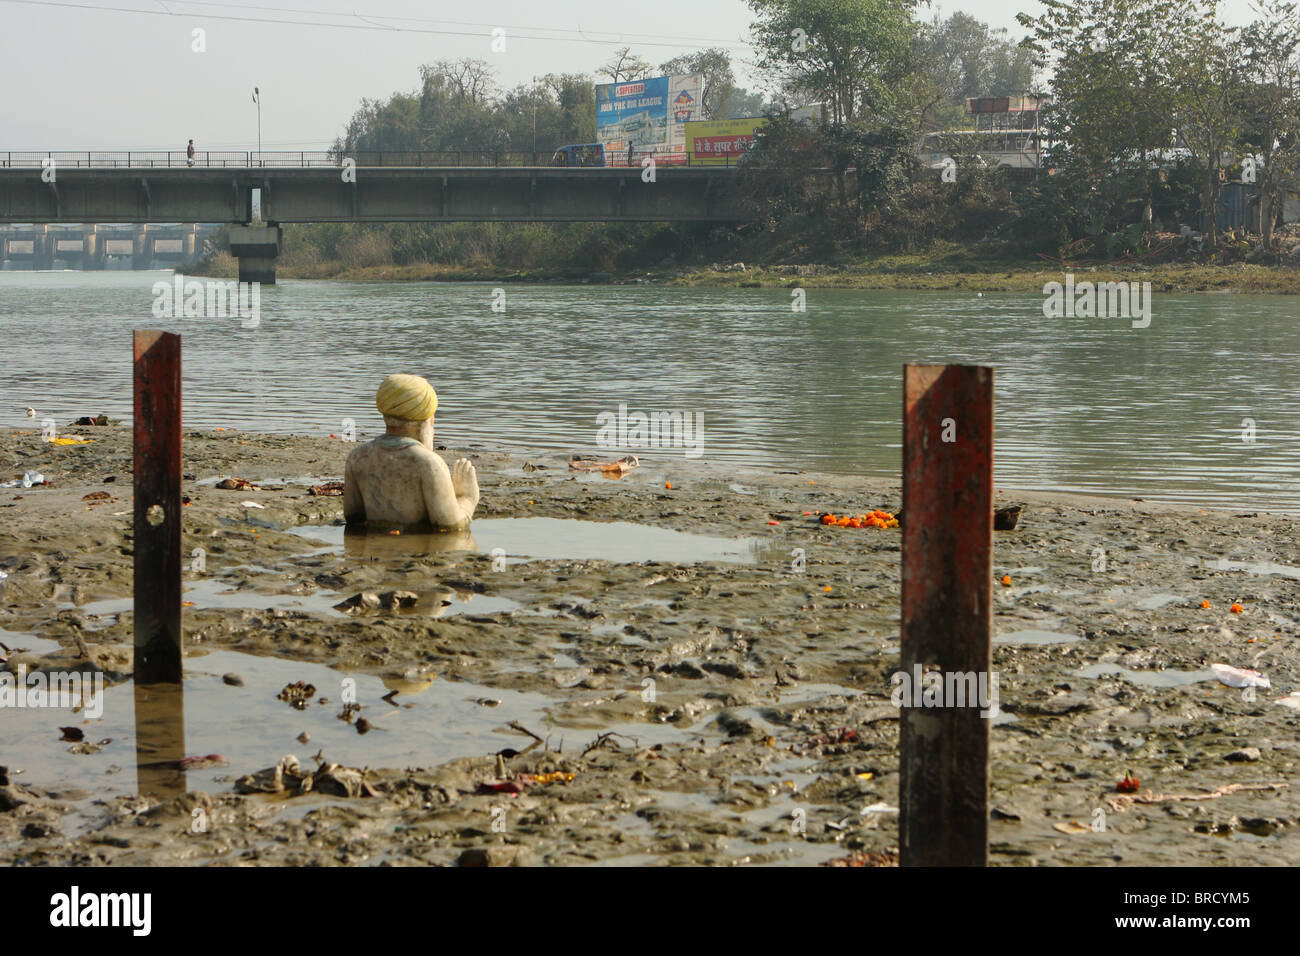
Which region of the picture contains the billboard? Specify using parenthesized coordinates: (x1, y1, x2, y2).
(685, 117, 767, 165)
(597, 74, 703, 165)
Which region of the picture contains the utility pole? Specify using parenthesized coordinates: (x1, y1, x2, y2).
(532, 75, 539, 161)
(252, 87, 262, 166)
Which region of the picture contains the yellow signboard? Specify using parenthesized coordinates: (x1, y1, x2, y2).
(685, 117, 766, 165)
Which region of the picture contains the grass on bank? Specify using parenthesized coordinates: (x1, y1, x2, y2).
(191, 241, 1300, 294)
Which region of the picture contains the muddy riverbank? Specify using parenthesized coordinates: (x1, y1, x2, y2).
(2, 425, 1298, 865)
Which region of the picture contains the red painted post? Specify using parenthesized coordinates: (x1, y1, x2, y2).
(133, 330, 183, 686)
(900, 364, 994, 867)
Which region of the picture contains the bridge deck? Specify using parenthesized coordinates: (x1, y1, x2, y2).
(0, 166, 749, 224)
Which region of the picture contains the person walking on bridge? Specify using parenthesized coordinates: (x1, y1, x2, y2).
(186, 140, 196, 167)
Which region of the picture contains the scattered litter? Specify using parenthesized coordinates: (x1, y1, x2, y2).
(994, 505, 1023, 530)
(1, 471, 46, 489)
(308, 481, 344, 496)
(1106, 781, 1287, 813)
(235, 754, 379, 797)
(822, 848, 899, 867)
(569, 454, 640, 476)
(240, 500, 265, 509)
(1117, 771, 1140, 793)
(215, 477, 256, 490)
(81, 491, 111, 501)
(1211, 663, 1271, 689)
(72, 415, 115, 426)
(1052, 821, 1093, 834)
(859, 802, 899, 815)
(58, 727, 85, 742)
(276, 681, 317, 710)
(50, 437, 93, 446)
(335, 590, 419, 613)
(1275, 692, 1300, 710)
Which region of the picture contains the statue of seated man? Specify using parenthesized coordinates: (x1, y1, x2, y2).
(343, 373, 480, 532)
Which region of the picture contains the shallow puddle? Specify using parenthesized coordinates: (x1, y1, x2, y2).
(1074, 663, 1213, 687)
(290, 517, 764, 565)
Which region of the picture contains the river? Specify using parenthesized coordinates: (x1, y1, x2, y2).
(1, 270, 1296, 511)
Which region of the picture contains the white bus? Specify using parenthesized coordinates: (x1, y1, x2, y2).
(918, 130, 1046, 171)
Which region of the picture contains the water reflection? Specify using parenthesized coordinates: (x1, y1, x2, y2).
(133, 680, 187, 799)
(343, 526, 476, 559)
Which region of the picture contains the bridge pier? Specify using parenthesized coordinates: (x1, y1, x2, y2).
(132, 224, 154, 270)
(228, 224, 281, 285)
(83, 225, 104, 270)
(34, 224, 55, 270)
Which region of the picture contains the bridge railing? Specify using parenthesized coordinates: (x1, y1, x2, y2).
(0, 149, 747, 169)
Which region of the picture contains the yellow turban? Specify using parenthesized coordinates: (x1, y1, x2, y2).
(376, 374, 437, 421)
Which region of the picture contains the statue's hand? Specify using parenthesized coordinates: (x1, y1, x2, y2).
(452, 458, 479, 506)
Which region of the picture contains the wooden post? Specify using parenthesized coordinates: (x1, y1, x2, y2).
(133, 330, 183, 685)
(900, 364, 994, 867)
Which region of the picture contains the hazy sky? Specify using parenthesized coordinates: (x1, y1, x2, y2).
(0, 0, 1267, 151)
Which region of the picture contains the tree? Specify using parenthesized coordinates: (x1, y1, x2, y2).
(748, 0, 917, 123)
(1240, 0, 1300, 248)
(660, 48, 737, 119)
(912, 12, 1038, 128)
(600, 47, 652, 83)
(1171, 11, 1246, 246)
(1018, 0, 1205, 240)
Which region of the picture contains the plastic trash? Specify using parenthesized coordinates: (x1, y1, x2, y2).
(1, 470, 48, 489)
(1210, 662, 1271, 689)
(859, 802, 899, 816)
(1275, 692, 1300, 710)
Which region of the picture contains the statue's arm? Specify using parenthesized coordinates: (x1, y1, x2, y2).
(343, 454, 365, 524)
(422, 455, 478, 531)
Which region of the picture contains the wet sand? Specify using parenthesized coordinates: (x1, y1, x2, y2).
(2, 425, 1299, 866)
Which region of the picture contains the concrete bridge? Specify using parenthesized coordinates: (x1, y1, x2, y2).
(0, 153, 758, 282)
(0, 223, 213, 270)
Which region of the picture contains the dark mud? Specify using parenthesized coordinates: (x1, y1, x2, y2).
(2, 425, 1299, 865)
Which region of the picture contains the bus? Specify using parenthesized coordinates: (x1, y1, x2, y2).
(551, 144, 605, 167)
(918, 130, 1046, 171)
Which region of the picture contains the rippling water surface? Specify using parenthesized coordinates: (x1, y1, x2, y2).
(1, 271, 1295, 510)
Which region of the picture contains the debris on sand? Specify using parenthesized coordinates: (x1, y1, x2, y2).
(1211, 663, 1270, 689)
(234, 754, 379, 797)
(334, 590, 420, 613)
(308, 481, 345, 496)
(1105, 781, 1287, 813)
(822, 847, 899, 867)
(569, 454, 640, 476)
(994, 504, 1023, 530)
(215, 477, 256, 490)
(276, 681, 317, 709)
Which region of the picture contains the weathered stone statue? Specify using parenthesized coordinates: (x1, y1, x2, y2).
(343, 374, 480, 531)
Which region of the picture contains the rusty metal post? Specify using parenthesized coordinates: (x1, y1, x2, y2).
(900, 364, 994, 866)
(133, 330, 183, 685)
